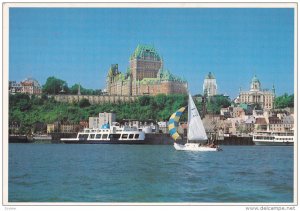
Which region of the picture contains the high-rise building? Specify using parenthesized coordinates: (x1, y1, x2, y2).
(106, 44, 188, 96)
(238, 75, 275, 110)
(203, 72, 217, 96)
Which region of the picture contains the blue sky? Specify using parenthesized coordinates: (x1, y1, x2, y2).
(9, 8, 294, 98)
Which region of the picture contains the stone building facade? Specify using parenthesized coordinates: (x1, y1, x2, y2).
(238, 75, 275, 110)
(106, 45, 188, 96)
(9, 78, 42, 95)
(203, 72, 217, 96)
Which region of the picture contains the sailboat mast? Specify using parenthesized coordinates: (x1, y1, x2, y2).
(187, 93, 191, 143)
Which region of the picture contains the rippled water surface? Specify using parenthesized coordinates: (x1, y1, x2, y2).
(9, 144, 294, 202)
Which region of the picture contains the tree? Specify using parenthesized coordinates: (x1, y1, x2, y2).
(79, 98, 91, 108)
(206, 95, 231, 114)
(42, 76, 69, 94)
(274, 93, 294, 109)
(138, 96, 151, 106)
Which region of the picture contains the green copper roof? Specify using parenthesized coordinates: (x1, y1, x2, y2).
(130, 44, 161, 61)
(108, 64, 119, 77)
(158, 68, 187, 83)
(205, 72, 215, 79)
(252, 75, 260, 83)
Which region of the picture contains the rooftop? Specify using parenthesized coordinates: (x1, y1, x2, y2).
(130, 44, 161, 61)
(205, 72, 215, 79)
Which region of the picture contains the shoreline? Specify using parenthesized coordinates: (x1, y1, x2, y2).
(9, 134, 255, 145)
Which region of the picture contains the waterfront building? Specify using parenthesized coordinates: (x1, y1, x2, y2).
(203, 72, 217, 96)
(79, 120, 89, 129)
(220, 106, 245, 119)
(47, 124, 55, 133)
(106, 44, 188, 96)
(244, 116, 255, 133)
(47, 122, 60, 133)
(238, 75, 275, 110)
(89, 112, 116, 129)
(157, 121, 168, 133)
(60, 124, 78, 133)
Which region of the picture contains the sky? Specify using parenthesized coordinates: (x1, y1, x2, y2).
(9, 7, 294, 98)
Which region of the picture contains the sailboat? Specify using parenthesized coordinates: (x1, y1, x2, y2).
(168, 93, 221, 152)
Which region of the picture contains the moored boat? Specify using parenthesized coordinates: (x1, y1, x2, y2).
(60, 122, 146, 144)
(253, 131, 294, 146)
(32, 134, 52, 140)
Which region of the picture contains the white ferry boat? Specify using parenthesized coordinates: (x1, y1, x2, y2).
(253, 131, 294, 146)
(60, 122, 146, 144)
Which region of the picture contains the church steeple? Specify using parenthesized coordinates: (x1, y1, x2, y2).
(272, 84, 276, 94)
(250, 75, 261, 91)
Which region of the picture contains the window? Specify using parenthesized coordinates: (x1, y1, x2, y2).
(96, 134, 102, 139)
(109, 134, 121, 139)
(129, 134, 134, 139)
(90, 134, 95, 139)
(79, 134, 88, 139)
(122, 134, 128, 139)
(134, 134, 140, 139)
(102, 134, 108, 139)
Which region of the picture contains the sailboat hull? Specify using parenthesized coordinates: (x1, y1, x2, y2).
(174, 143, 221, 152)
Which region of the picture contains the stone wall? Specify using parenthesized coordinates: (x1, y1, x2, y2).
(50, 95, 137, 104)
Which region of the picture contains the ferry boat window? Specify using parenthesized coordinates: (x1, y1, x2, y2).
(90, 134, 95, 139)
(79, 134, 88, 139)
(102, 134, 108, 139)
(129, 134, 134, 139)
(109, 134, 121, 139)
(122, 134, 128, 139)
(96, 134, 102, 139)
(134, 134, 139, 139)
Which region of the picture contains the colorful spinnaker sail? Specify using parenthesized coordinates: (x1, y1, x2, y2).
(168, 106, 186, 140)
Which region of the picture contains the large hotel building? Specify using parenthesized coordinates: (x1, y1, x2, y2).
(106, 45, 188, 96)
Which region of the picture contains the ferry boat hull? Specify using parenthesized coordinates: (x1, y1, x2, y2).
(60, 123, 147, 144)
(253, 131, 294, 146)
(61, 138, 147, 144)
(253, 140, 293, 146)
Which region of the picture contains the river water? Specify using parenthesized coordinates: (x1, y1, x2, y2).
(8, 143, 294, 203)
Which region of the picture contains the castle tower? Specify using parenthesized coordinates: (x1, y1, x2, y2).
(203, 72, 217, 97)
(106, 64, 119, 95)
(129, 45, 162, 96)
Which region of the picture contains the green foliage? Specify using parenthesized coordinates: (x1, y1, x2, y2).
(9, 93, 192, 134)
(70, 84, 102, 95)
(79, 98, 91, 108)
(206, 95, 231, 114)
(42, 76, 102, 95)
(274, 93, 294, 109)
(42, 76, 70, 94)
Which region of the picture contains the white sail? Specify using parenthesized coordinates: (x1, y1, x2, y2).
(187, 94, 208, 142)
